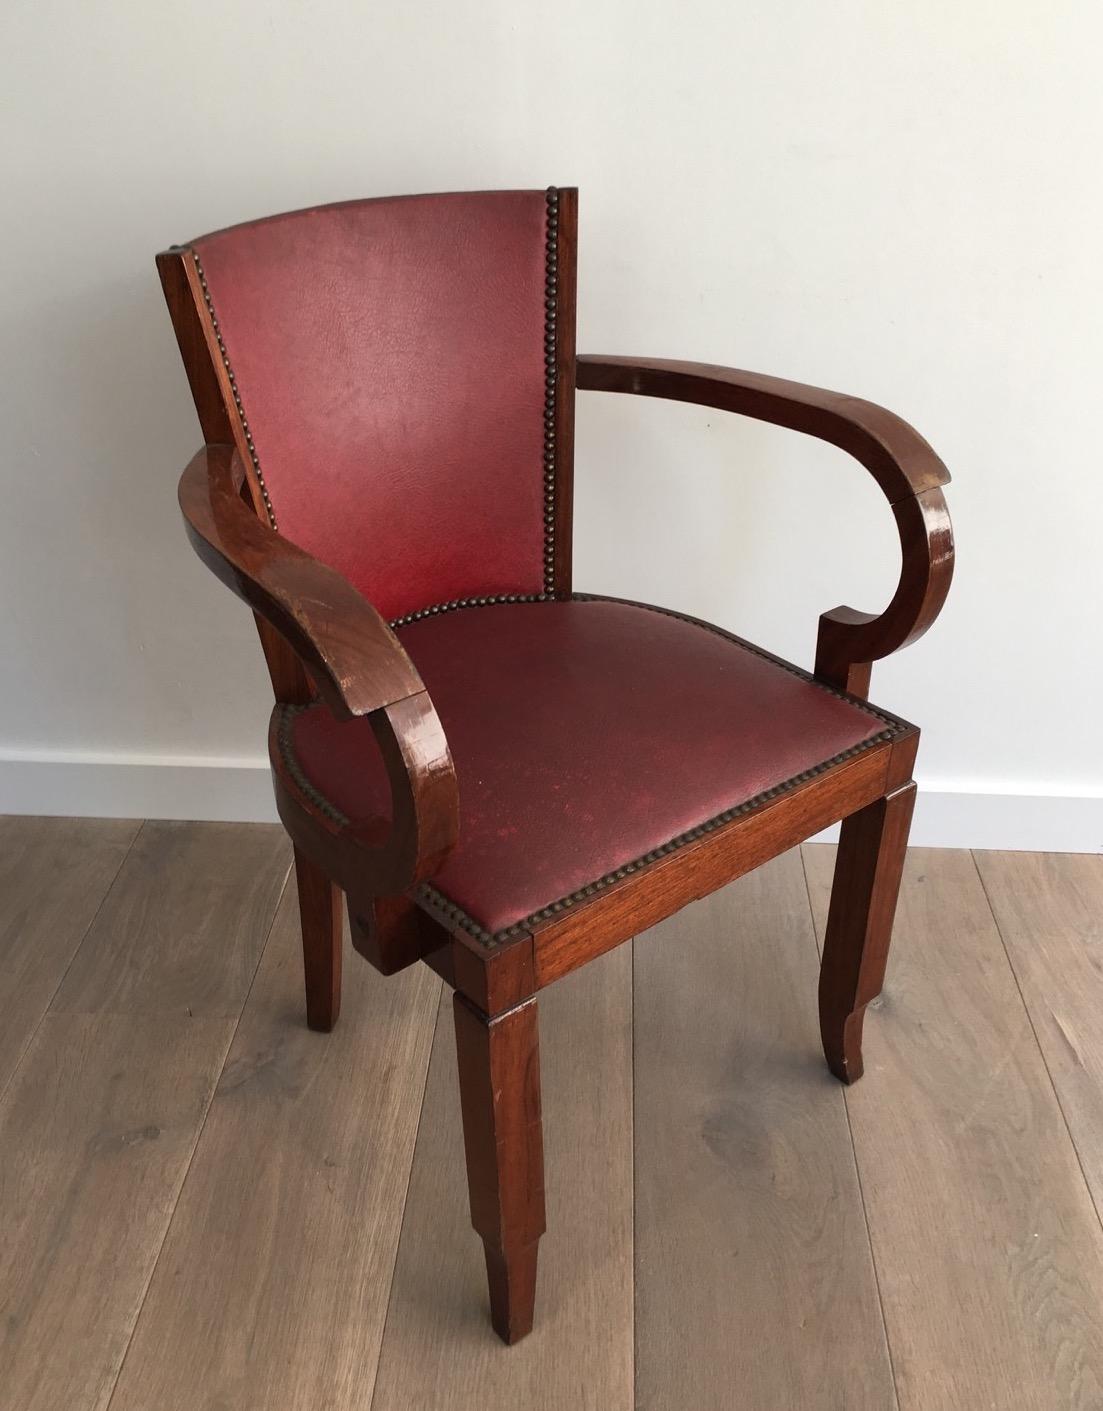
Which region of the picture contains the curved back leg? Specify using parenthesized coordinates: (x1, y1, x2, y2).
(818, 782, 916, 1083)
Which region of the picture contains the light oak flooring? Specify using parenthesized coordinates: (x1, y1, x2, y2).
(1, 816, 1102, 1410)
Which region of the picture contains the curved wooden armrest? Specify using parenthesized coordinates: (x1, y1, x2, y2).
(179, 444, 458, 887)
(577, 354, 954, 696)
(179, 443, 424, 718)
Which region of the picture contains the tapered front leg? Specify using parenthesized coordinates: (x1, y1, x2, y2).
(293, 846, 342, 1032)
(453, 993, 546, 1344)
(819, 781, 916, 1084)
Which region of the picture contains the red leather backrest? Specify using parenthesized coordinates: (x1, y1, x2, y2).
(189, 191, 557, 622)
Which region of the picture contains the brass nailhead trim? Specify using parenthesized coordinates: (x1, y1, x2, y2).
(390, 186, 562, 630)
(190, 247, 277, 530)
(572, 595, 903, 731)
(275, 706, 346, 827)
(390, 591, 551, 629)
(542, 185, 559, 595)
(275, 595, 910, 949)
(194, 185, 561, 613)
(416, 726, 897, 946)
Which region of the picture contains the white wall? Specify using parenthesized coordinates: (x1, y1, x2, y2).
(2, 0, 1101, 849)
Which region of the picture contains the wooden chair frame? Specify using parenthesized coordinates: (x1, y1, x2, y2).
(158, 187, 953, 1343)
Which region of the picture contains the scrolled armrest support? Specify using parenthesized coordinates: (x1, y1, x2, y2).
(179, 444, 458, 890)
(577, 355, 954, 696)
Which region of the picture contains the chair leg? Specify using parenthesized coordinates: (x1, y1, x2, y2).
(819, 781, 916, 1084)
(293, 845, 342, 1032)
(453, 992, 546, 1345)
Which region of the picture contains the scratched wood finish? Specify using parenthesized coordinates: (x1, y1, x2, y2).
(634, 851, 896, 1410)
(372, 947, 632, 1410)
(0, 815, 138, 1094)
(803, 844, 1103, 1409)
(0, 822, 288, 1411)
(109, 888, 441, 1411)
(973, 850, 1103, 1218)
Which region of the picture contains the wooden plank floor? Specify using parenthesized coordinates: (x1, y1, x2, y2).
(634, 850, 896, 1411)
(804, 846, 1103, 1410)
(1, 817, 1102, 1409)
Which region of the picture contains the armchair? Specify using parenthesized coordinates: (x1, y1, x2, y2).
(158, 187, 953, 1345)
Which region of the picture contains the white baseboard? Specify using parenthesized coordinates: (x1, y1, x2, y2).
(811, 784, 1103, 854)
(1, 752, 1101, 853)
(0, 751, 279, 824)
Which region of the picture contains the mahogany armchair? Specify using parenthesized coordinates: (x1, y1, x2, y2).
(157, 188, 953, 1345)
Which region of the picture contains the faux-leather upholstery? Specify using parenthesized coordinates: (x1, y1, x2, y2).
(278, 598, 898, 940)
(191, 192, 550, 622)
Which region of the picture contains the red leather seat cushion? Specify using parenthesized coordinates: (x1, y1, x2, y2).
(278, 598, 897, 941)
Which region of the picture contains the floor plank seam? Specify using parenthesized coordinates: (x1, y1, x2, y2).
(799, 844, 826, 963)
(368, 979, 447, 1411)
(16, 827, 1100, 1406)
(102, 859, 295, 1411)
(800, 844, 902, 1409)
(0, 818, 144, 1111)
(970, 849, 1103, 1239)
(841, 1091, 903, 1409)
(630, 935, 638, 1411)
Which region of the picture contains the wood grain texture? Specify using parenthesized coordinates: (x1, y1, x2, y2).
(0, 1012, 239, 1411)
(108, 889, 441, 1411)
(0, 822, 288, 1411)
(51, 820, 289, 1016)
(160, 243, 316, 705)
(803, 844, 1103, 1409)
(454, 994, 546, 1343)
(634, 850, 896, 1411)
(178, 442, 460, 904)
(349, 890, 452, 977)
(819, 781, 916, 1083)
(372, 946, 632, 1409)
(576, 355, 950, 502)
(0, 815, 139, 1094)
(8, 816, 1103, 1406)
(973, 850, 1103, 1219)
(156, 246, 236, 446)
(177, 444, 424, 720)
